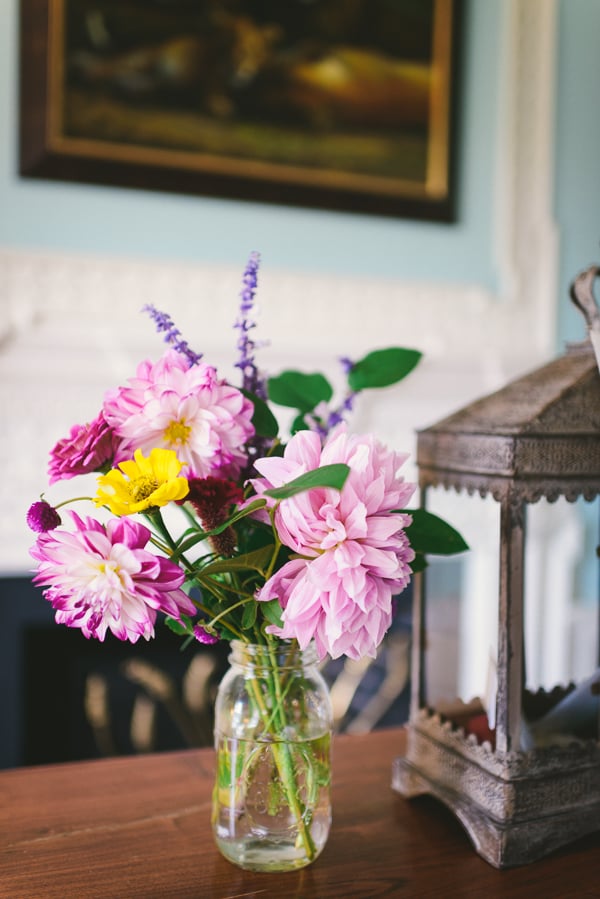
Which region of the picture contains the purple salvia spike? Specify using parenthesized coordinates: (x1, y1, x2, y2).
(143, 304, 203, 366)
(234, 252, 268, 399)
(317, 356, 357, 435)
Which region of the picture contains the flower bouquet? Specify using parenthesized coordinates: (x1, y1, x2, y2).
(27, 253, 467, 872)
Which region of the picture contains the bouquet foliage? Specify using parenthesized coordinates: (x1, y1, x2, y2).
(26, 252, 468, 870)
(27, 252, 467, 662)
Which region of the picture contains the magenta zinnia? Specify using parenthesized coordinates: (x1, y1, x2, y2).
(252, 427, 416, 660)
(102, 349, 255, 479)
(48, 411, 119, 485)
(30, 512, 196, 642)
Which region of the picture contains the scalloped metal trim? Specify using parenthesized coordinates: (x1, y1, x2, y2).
(417, 469, 600, 505)
(411, 707, 600, 778)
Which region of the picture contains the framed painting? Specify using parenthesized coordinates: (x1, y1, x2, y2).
(20, 0, 463, 221)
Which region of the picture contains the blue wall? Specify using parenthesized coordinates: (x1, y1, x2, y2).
(555, 0, 600, 346)
(1, 1, 500, 290)
(2, 1, 600, 345)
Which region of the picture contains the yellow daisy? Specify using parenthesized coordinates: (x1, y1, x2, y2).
(94, 447, 189, 516)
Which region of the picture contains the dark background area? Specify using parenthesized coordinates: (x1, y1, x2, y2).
(0, 576, 229, 768)
(1, 576, 412, 769)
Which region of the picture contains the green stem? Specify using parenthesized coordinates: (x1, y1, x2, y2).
(54, 496, 94, 509)
(264, 505, 282, 581)
(146, 510, 250, 641)
(145, 509, 199, 577)
(245, 643, 317, 861)
(207, 595, 252, 629)
(145, 508, 179, 553)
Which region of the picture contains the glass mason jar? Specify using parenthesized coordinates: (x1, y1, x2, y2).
(212, 640, 333, 872)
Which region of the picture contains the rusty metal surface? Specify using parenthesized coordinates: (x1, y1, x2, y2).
(416, 341, 600, 501)
(398, 331, 600, 868)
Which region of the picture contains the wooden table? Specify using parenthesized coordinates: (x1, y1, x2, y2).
(0, 728, 598, 898)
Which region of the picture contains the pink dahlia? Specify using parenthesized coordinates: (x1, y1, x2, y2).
(252, 427, 416, 660)
(30, 512, 196, 642)
(103, 350, 255, 479)
(48, 411, 119, 485)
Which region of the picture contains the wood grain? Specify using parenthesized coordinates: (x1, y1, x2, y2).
(0, 729, 598, 898)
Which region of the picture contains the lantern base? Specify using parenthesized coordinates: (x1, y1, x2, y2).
(393, 711, 600, 869)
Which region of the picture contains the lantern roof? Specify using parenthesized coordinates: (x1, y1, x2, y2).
(417, 340, 600, 503)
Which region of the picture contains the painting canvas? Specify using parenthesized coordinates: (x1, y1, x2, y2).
(20, 0, 462, 220)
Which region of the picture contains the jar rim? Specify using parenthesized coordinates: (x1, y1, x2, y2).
(228, 639, 319, 668)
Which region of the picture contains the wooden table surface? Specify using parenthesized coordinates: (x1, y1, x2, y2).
(0, 727, 598, 898)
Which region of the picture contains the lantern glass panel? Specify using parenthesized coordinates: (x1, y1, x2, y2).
(422, 489, 499, 716)
(524, 496, 599, 694)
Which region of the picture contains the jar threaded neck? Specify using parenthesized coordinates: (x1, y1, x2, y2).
(229, 640, 319, 671)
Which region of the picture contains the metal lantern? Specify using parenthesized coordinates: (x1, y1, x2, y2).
(393, 286, 600, 867)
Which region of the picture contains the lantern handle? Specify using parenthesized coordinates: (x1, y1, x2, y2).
(570, 264, 600, 370)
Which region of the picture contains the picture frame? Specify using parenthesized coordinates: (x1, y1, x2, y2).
(19, 0, 463, 221)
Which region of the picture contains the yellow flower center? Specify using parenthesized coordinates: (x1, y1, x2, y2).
(130, 475, 159, 503)
(164, 419, 192, 447)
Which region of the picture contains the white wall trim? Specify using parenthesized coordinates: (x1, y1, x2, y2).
(494, 0, 559, 359)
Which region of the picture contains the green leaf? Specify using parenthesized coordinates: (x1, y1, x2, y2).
(290, 412, 310, 434)
(240, 388, 279, 439)
(173, 499, 268, 558)
(224, 498, 268, 526)
(410, 553, 428, 573)
(261, 598, 284, 628)
(403, 508, 469, 556)
(164, 614, 193, 636)
(348, 348, 422, 392)
(199, 546, 274, 577)
(268, 370, 333, 413)
(242, 601, 258, 629)
(265, 463, 350, 500)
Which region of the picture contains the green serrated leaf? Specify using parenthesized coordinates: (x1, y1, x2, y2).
(348, 347, 422, 392)
(240, 388, 279, 439)
(261, 598, 284, 628)
(403, 508, 469, 556)
(267, 370, 333, 413)
(265, 463, 350, 500)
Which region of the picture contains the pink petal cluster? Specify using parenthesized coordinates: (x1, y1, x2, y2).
(48, 411, 119, 485)
(252, 427, 416, 660)
(30, 511, 196, 642)
(103, 350, 255, 479)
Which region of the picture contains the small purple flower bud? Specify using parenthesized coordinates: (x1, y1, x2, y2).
(193, 624, 219, 645)
(27, 500, 61, 533)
